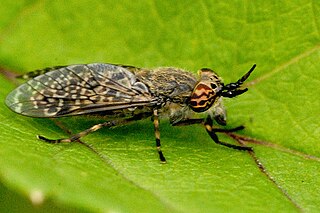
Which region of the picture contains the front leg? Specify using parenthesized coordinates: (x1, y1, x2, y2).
(204, 116, 252, 151)
(171, 117, 251, 150)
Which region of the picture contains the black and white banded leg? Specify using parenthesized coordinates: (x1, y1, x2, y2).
(173, 117, 252, 151)
(38, 121, 117, 143)
(204, 116, 252, 151)
(153, 109, 166, 163)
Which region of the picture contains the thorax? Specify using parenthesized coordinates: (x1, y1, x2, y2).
(135, 67, 197, 105)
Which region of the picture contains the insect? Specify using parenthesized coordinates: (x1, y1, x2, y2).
(5, 63, 256, 163)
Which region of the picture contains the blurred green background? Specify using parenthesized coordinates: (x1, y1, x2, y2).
(0, 1, 320, 212)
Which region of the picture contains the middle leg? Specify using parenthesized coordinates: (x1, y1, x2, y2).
(153, 109, 166, 163)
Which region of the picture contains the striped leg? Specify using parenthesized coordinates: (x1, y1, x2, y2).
(153, 109, 166, 163)
(204, 116, 252, 151)
(38, 121, 116, 143)
(171, 118, 204, 126)
(38, 114, 151, 144)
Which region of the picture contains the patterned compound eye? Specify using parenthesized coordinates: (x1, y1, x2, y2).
(189, 68, 222, 112)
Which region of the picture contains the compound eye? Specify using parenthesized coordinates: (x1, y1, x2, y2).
(189, 83, 217, 112)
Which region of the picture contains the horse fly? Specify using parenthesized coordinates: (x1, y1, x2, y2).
(5, 63, 256, 163)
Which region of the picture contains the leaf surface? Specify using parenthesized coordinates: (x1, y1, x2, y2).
(0, 1, 320, 212)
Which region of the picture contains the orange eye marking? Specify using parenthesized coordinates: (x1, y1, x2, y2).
(191, 83, 211, 97)
(190, 83, 216, 109)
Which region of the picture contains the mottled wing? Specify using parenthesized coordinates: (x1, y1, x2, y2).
(17, 65, 67, 79)
(6, 63, 154, 117)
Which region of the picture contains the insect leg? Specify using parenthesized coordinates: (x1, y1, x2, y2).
(204, 117, 252, 151)
(171, 118, 204, 126)
(172, 118, 244, 132)
(211, 125, 245, 132)
(153, 109, 166, 163)
(38, 121, 116, 143)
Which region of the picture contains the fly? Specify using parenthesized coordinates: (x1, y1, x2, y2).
(5, 63, 256, 163)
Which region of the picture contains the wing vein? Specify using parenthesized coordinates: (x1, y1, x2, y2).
(86, 65, 140, 96)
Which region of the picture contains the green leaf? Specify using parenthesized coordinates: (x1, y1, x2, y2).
(1, 1, 320, 212)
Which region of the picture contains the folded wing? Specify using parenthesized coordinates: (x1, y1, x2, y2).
(6, 63, 154, 117)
